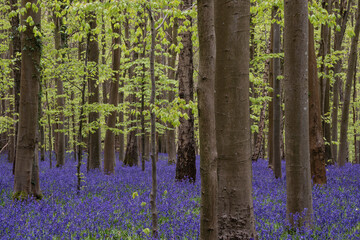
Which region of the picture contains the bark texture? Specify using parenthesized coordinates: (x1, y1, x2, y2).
(87, 10, 101, 170)
(338, 0, 360, 167)
(331, 0, 352, 164)
(14, 0, 42, 199)
(308, 19, 326, 184)
(284, 0, 313, 226)
(214, 0, 257, 238)
(176, 0, 196, 182)
(198, 0, 218, 238)
(54, 12, 65, 167)
(103, 22, 121, 174)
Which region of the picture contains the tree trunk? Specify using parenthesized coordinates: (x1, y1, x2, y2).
(175, 0, 196, 182)
(319, 0, 333, 163)
(331, 0, 352, 164)
(124, 17, 138, 167)
(14, 0, 42, 200)
(308, 18, 326, 185)
(104, 22, 121, 175)
(268, 18, 274, 168)
(214, 0, 257, 238)
(198, 0, 218, 238)
(87, 10, 101, 170)
(166, 20, 178, 165)
(148, 7, 159, 238)
(9, 0, 21, 168)
(54, 13, 65, 167)
(338, 0, 360, 167)
(284, 0, 313, 226)
(272, 6, 282, 179)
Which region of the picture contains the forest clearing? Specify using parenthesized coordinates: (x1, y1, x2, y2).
(1, 0, 360, 239)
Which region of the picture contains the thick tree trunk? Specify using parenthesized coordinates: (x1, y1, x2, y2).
(338, 0, 360, 167)
(87, 10, 101, 170)
(175, 0, 196, 182)
(197, 0, 218, 239)
(284, 0, 313, 226)
(308, 19, 326, 185)
(214, 0, 257, 238)
(14, 0, 42, 200)
(272, 6, 282, 179)
(104, 22, 121, 174)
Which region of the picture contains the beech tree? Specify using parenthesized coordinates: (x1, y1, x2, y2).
(284, 0, 313, 225)
(197, 0, 217, 238)
(214, 0, 256, 238)
(338, 0, 360, 167)
(13, 0, 42, 199)
(86, 7, 101, 171)
(176, 0, 196, 182)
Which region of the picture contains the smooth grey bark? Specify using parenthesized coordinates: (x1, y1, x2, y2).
(214, 0, 257, 238)
(338, 0, 360, 167)
(198, 0, 218, 239)
(284, 0, 313, 226)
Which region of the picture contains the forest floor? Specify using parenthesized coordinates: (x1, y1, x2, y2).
(0, 153, 359, 239)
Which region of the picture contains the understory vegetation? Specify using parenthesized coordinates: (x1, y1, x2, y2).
(0, 153, 359, 239)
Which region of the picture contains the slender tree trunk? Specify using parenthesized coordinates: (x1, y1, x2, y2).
(87, 10, 101, 170)
(9, 0, 21, 168)
(176, 0, 196, 182)
(338, 0, 360, 167)
(331, 0, 352, 164)
(166, 20, 178, 165)
(214, 0, 257, 238)
(198, 0, 218, 238)
(268, 18, 274, 168)
(148, 7, 158, 238)
(353, 72, 360, 163)
(308, 18, 326, 184)
(124, 17, 138, 167)
(252, 40, 271, 162)
(104, 23, 121, 175)
(319, 0, 333, 162)
(273, 6, 282, 179)
(39, 82, 45, 162)
(284, 0, 313, 226)
(54, 13, 65, 167)
(14, 0, 42, 200)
